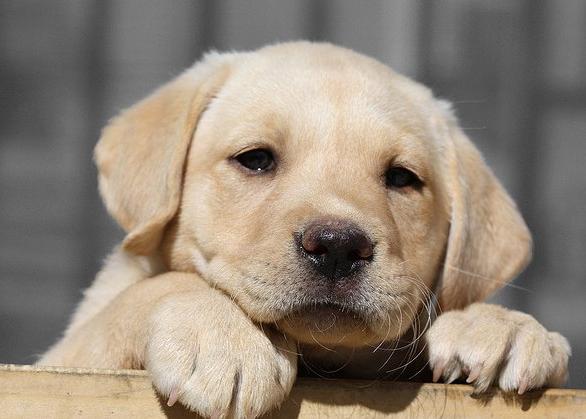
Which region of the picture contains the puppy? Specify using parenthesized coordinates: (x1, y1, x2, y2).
(39, 42, 570, 418)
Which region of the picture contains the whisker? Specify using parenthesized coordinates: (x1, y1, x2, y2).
(377, 304, 404, 371)
(313, 313, 337, 333)
(372, 312, 393, 353)
(309, 327, 336, 353)
(372, 261, 439, 379)
(322, 347, 356, 374)
(444, 264, 532, 292)
(299, 355, 335, 381)
(461, 126, 487, 131)
(451, 99, 487, 104)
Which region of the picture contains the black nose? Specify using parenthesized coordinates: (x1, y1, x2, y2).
(297, 219, 374, 280)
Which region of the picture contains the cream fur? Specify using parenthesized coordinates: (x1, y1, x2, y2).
(38, 42, 570, 418)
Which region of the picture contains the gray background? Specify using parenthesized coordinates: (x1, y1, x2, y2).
(1, 1, 585, 388)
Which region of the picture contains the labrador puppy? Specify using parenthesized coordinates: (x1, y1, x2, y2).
(39, 42, 570, 418)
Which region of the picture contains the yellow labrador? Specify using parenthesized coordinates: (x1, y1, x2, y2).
(39, 42, 570, 418)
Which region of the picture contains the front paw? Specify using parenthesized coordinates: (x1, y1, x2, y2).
(145, 293, 298, 418)
(426, 303, 570, 393)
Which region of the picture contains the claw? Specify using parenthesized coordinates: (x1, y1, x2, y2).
(518, 378, 528, 395)
(167, 387, 180, 407)
(433, 359, 447, 383)
(446, 367, 461, 384)
(466, 364, 482, 383)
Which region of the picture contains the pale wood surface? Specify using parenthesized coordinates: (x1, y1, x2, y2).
(1, 364, 585, 418)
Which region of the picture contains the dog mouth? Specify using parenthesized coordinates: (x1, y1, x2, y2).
(276, 301, 375, 346)
(295, 301, 362, 317)
(285, 299, 366, 321)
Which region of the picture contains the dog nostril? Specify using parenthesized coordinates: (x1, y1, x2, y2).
(350, 245, 373, 261)
(301, 233, 326, 255)
(349, 236, 374, 260)
(303, 242, 328, 255)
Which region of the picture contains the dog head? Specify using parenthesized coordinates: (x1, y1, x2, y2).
(95, 42, 531, 347)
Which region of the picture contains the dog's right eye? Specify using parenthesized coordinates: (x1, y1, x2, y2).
(234, 148, 275, 172)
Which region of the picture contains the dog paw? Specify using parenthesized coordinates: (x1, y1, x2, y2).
(426, 303, 570, 394)
(145, 292, 298, 418)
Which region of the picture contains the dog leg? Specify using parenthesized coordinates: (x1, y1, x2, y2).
(39, 272, 298, 418)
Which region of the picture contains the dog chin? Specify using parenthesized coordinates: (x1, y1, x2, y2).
(275, 303, 381, 347)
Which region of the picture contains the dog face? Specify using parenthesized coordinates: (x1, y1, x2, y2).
(95, 42, 531, 347)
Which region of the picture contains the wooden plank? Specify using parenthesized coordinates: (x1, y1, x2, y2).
(1, 364, 585, 418)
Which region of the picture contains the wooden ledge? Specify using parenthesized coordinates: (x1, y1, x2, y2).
(1, 364, 585, 418)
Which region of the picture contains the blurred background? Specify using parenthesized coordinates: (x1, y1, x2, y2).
(1, 0, 585, 387)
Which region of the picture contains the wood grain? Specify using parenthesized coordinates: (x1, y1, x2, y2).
(1, 364, 585, 418)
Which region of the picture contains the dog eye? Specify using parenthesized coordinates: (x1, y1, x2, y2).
(234, 149, 275, 172)
(385, 167, 421, 189)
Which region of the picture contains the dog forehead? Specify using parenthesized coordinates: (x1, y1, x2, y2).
(226, 43, 431, 114)
(204, 45, 439, 151)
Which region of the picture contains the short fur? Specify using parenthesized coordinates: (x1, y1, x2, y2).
(40, 42, 570, 418)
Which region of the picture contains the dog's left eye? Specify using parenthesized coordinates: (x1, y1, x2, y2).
(385, 167, 421, 189)
(234, 148, 275, 172)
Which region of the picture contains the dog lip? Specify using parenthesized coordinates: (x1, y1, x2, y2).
(301, 301, 347, 311)
(288, 301, 364, 320)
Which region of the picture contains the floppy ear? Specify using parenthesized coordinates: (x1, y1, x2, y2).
(437, 102, 532, 310)
(94, 53, 234, 255)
